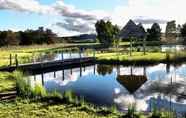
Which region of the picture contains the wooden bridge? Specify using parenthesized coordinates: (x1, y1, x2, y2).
(0, 57, 96, 72)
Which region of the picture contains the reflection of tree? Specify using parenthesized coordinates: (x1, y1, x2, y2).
(147, 82, 186, 100)
(97, 65, 114, 76)
(36, 52, 56, 62)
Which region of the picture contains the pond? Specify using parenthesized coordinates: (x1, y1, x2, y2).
(28, 62, 186, 115)
(161, 45, 186, 52)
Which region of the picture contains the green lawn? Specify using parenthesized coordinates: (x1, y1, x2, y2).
(94, 51, 186, 63)
(0, 99, 122, 118)
(0, 72, 15, 93)
(95, 52, 166, 61)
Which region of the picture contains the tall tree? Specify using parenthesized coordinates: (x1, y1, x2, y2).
(181, 23, 186, 37)
(147, 23, 161, 41)
(6, 31, 20, 45)
(181, 23, 186, 44)
(165, 20, 176, 42)
(95, 20, 120, 47)
(166, 20, 176, 35)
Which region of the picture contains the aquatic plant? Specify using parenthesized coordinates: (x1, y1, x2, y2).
(63, 90, 76, 103)
(32, 84, 47, 98)
(15, 71, 33, 98)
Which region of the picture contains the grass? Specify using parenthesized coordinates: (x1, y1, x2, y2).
(0, 72, 16, 93)
(94, 51, 186, 64)
(0, 99, 122, 118)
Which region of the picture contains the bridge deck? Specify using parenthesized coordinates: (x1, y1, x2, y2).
(0, 57, 95, 72)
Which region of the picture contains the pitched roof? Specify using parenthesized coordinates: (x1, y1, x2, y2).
(119, 20, 146, 39)
(117, 75, 147, 94)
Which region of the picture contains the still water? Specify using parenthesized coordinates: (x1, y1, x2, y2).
(29, 63, 186, 115)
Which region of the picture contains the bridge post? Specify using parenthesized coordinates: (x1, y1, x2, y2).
(70, 68, 73, 75)
(41, 73, 44, 86)
(79, 49, 82, 59)
(70, 50, 72, 59)
(61, 51, 64, 61)
(54, 71, 56, 78)
(94, 64, 96, 74)
(9, 54, 12, 66)
(15, 54, 18, 67)
(93, 49, 96, 59)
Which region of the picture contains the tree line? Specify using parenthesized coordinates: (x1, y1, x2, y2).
(0, 27, 57, 46)
(95, 19, 186, 46)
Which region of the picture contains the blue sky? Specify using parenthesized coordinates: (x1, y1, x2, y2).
(0, 0, 185, 36)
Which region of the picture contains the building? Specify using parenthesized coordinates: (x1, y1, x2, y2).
(119, 20, 146, 40)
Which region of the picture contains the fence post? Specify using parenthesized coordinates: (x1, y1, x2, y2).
(93, 49, 96, 59)
(79, 49, 82, 59)
(15, 54, 18, 67)
(9, 54, 12, 66)
(70, 50, 72, 59)
(61, 51, 64, 61)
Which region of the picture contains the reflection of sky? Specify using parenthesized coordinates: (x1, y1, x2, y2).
(54, 53, 86, 60)
(161, 45, 186, 52)
(29, 63, 186, 113)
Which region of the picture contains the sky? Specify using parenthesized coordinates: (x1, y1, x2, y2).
(0, 0, 186, 36)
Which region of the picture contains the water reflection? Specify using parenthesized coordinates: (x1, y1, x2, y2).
(97, 65, 114, 76)
(29, 63, 186, 115)
(117, 75, 147, 94)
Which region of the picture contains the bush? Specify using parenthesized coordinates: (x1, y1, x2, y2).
(15, 71, 32, 97)
(32, 84, 47, 98)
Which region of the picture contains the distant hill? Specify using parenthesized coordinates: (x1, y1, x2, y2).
(61, 34, 97, 43)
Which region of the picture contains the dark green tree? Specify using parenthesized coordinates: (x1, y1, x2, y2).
(181, 23, 186, 37)
(147, 23, 161, 41)
(181, 23, 186, 44)
(95, 20, 120, 47)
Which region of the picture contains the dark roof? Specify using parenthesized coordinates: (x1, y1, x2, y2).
(119, 20, 146, 39)
(117, 75, 147, 94)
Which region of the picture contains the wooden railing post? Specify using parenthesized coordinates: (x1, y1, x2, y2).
(61, 51, 64, 61)
(93, 49, 96, 59)
(70, 50, 72, 59)
(15, 54, 18, 67)
(79, 49, 82, 59)
(9, 54, 12, 66)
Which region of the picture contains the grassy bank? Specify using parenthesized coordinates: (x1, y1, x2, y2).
(0, 99, 122, 118)
(0, 72, 16, 93)
(94, 51, 186, 65)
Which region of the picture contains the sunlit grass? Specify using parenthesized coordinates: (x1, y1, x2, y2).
(95, 52, 166, 61)
(0, 72, 16, 93)
(95, 51, 186, 62)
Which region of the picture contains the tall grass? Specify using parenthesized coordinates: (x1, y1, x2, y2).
(15, 71, 47, 98)
(15, 71, 33, 97)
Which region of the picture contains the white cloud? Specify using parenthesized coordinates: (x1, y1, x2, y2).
(0, 0, 54, 14)
(111, 0, 186, 32)
(1, 0, 186, 35)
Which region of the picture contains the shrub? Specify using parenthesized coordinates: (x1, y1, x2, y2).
(32, 84, 47, 98)
(15, 71, 32, 97)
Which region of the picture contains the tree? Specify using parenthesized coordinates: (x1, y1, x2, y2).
(6, 31, 20, 45)
(180, 23, 186, 44)
(166, 20, 176, 35)
(95, 20, 120, 47)
(0, 31, 7, 46)
(165, 20, 176, 42)
(147, 23, 161, 41)
(45, 28, 57, 44)
(181, 23, 186, 37)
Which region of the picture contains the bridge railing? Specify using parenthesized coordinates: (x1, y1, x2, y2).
(7, 49, 96, 67)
